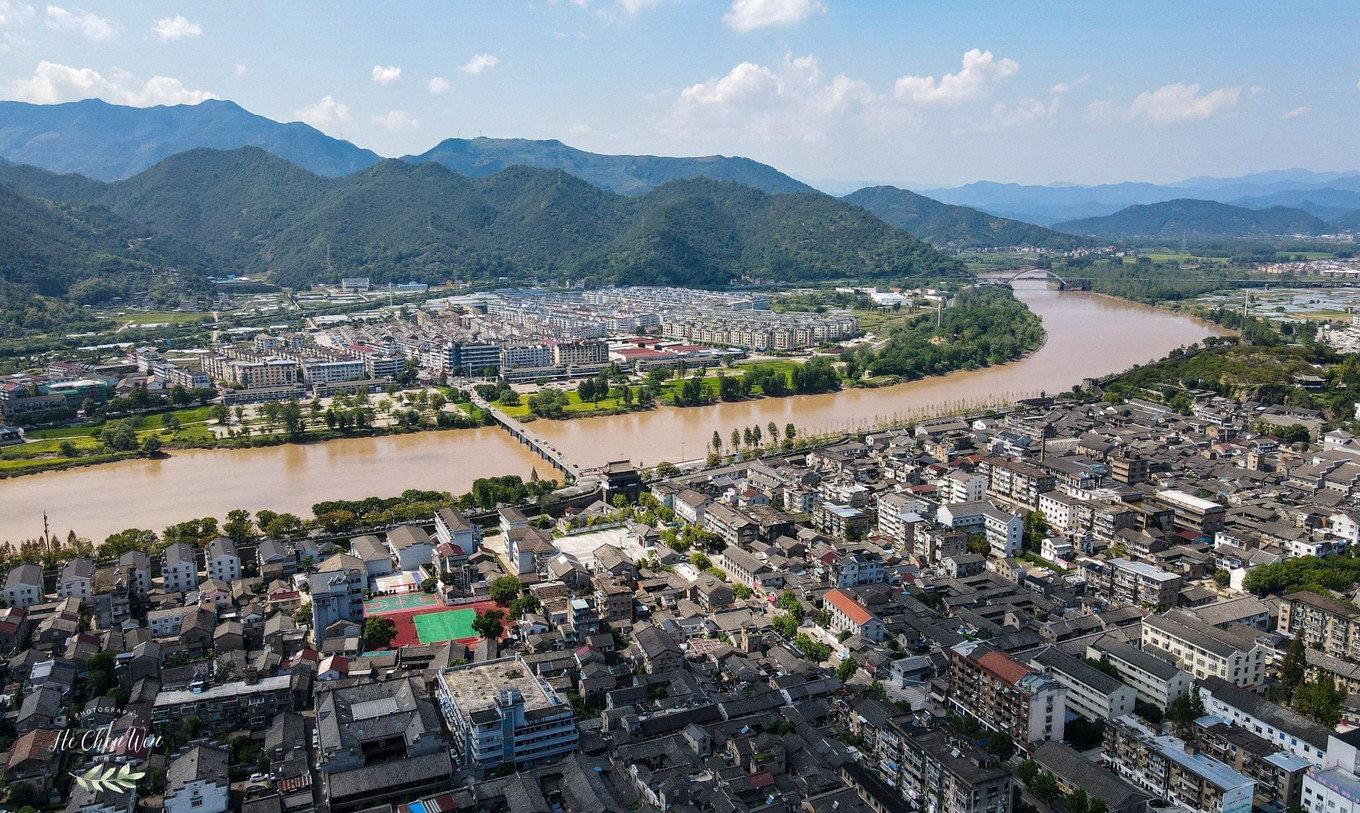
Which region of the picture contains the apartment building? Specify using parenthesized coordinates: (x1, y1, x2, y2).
(1030, 647, 1135, 723)
(1086, 635, 1194, 707)
(985, 458, 1057, 511)
(551, 340, 609, 367)
(1153, 490, 1227, 534)
(829, 552, 885, 588)
(310, 554, 367, 643)
(876, 492, 926, 548)
(1279, 590, 1360, 662)
(1104, 715, 1255, 813)
(1032, 741, 1154, 813)
(812, 501, 874, 540)
(2, 564, 45, 609)
(152, 675, 296, 734)
(1303, 731, 1360, 813)
(204, 537, 241, 583)
(436, 656, 578, 771)
(1084, 557, 1183, 610)
(937, 501, 1023, 557)
(1198, 676, 1330, 768)
(703, 502, 757, 549)
(894, 729, 1011, 813)
(948, 641, 1067, 744)
(1195, 716, 1310, 810)
(1142, 610, 1268, 688)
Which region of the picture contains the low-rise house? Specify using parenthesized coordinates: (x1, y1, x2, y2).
(164, 744, 230, 813)
(3, 563, 45, 609)
(387, 524, 435, 571)
(204, 537, 241, 583)
(349, 535, 394, 579)
(56, 557, 95, 604)
(162, 543, 200, 594)
(434, 506, 481, 553)
(824, 588, 885, 643)
(117, 550, 151, 599)
(1032, 740, 1153, 813)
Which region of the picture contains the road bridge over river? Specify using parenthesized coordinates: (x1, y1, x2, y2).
(468, 393, 584, 481)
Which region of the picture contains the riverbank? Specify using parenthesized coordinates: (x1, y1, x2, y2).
(0, 284, 1229, 542)
(1, 288, 1043, 478)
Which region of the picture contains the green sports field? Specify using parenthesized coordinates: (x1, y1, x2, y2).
(412, 608, 479, 643)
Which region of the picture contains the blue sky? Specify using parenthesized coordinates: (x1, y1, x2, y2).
(0, 1, 1356, 188)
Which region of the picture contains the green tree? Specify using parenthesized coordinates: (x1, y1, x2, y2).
(101, 419, 138, 451)
(1067, 788, 1091, 813)
(472, 608, 505, 640)
(509, 593, 542, 617)
(1295, 675, 1346, 727)
(222, 509, 254, 542)
(1168, 683, 1206, 740)
(836, 657, 857, 681)
(712, 430, 723, 455)
(489, 575, 524, 607)
(1281, 636, 1308, 691)
(58, 439, 77, 457)
(985, 730, 1016, 761)
(363, 617, 397, 650)
(772, 612, 799, 638)
(162, 413, 181, 433)
(140, 434, 162, 456)
(421, 577, 438, 593)
(1015, 759, 1040, 787)
(1031, 772, 1060, 805)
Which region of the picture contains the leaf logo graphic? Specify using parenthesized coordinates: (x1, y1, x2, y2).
(72, 763, 145, 793)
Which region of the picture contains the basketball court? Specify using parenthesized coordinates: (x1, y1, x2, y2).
(362, 596, 503, 649)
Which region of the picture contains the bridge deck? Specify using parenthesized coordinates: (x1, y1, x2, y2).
(469, 394, 584, 480)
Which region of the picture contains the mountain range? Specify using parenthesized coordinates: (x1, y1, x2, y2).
(0, 146, 962, 299)
(918, 170, 1360, 226)
(841, 186, 1088, 250)
(1053, 199, 1336, 239)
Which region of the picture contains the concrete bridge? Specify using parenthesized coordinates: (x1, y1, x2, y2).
(998, 269, 1093, 290)
(469, 393, 583, 481)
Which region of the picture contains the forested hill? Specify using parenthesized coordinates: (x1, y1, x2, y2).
(0, 148, 963, 291)
(1054, 199, 1334, 238)
(843, 185, 1088, 250)
(406, 137, 816, 196)
(0, 98, 382, 180)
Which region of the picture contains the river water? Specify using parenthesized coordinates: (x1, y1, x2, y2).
(0, 282, 1227, 543)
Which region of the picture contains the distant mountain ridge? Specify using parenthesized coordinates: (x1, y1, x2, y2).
(0, 147, 961, 292)
(1053, 199, 1335, 238)
(406, 137, 815, 196)
(918, 170, 1360, 225)
(0, 98, 382, 180)
(842, 185, 1087, 250)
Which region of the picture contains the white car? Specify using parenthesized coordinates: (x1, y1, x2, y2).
(247, 773, 269, 784)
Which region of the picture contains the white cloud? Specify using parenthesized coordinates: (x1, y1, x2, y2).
(45, 5, 114, 40)
(151, 14, 201, 41)
(675, 53, 883, 143)
(0, 1, 35, 51)
(0, 1, 35, 28)
(973, 97, 1058, 132)
(233, 63, 247, 77)
(428, 76, 449, 94)
(894, 49, 1019, 107)
(1050, 74, 1089, 95)
(373, 109, 419, 131)
(617, 0, 662, 14)
(293, 95, 351, 130)
(460, 53, 499, 74)
(1125, 82, 1239, 124)
(3, 60, 217, 105)
(371, 64, 401, 85)
(1282, 106, 1310, 119)
(723, 0, 824, 32)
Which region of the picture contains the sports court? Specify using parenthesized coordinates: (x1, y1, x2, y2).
(363, 596, 503, 649)
(364, 593, 440, 614)
(413, 608, 478, 642)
